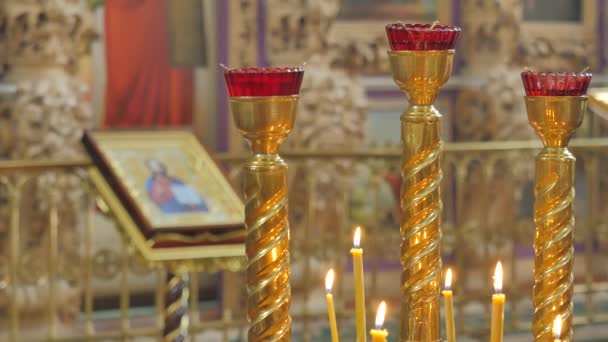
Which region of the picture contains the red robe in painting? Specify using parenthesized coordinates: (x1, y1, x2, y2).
(104, 0, 193, 128)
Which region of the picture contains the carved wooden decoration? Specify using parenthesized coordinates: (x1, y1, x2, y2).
(228, 0, 258, 67)
(461, 0, 597, 72)
(0, 0, 95, 326)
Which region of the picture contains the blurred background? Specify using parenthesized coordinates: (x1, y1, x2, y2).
(1, 0, 608, 341)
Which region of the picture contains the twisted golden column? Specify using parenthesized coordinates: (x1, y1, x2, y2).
(230, 96, 298, 341)
(526, 96, 587, 342)
(388, 50, 454, 342)
(163, 273, 190, 341)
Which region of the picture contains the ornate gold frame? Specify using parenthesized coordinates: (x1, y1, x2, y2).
(588, 88, 608, 119)
(521, 1, 598, 69)
(83, 130, 245, 235)
(84, 130, 246, 270)
(89, 166, 245, 269)
(329, 0, 453, 74)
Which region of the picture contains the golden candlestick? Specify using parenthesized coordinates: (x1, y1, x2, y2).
(230, 95, 298, 341)
(388, 49, 454, 341)
(526, 96, 587, 342)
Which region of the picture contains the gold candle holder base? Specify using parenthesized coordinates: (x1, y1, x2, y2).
(526, 96, 587, 342)
(388, 50, 455, 342)
(230, 95, 298, 341)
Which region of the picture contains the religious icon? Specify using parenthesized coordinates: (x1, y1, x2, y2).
(145, 159, 209, 214)
(84, 130, 245, 264)
(83, 130, 244, 239)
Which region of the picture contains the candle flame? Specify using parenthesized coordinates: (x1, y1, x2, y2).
(325, 269, 334, 293)
(445, 268, 453, 290)
(353, 226, 361, 249)
(493, 261, 503, 293)
(375, 301, 387, 329)
(553, 314, 562, 339)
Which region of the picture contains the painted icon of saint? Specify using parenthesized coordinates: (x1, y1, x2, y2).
(145, 159, 209, 214)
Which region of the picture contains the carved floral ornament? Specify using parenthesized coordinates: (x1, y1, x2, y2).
(461, 0, 596, 72)
(2, 0, 96, 70)
(261, 0, 597, 74)
(228, 0, 258, 67)
(0, 0, 95, 322)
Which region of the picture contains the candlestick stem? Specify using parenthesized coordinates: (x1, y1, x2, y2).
(389, 49, 454, 342)
(230, 96, 298, 341)
(526, 96, 587, 342)
(163, 272, 189, 342)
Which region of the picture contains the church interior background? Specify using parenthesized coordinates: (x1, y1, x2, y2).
(2, 0, 608, 341)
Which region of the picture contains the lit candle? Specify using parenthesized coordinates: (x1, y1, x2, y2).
(325, 269, 339, 342)
(553, 315, 562, 342)
(442, 268, 456, 342)
(370, 301, 388, 342)
(350, 226, 366, 342)
(490, 261, 505, 342)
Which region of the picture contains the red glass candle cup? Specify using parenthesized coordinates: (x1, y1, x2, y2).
(224, 66, 304, 97)
(385, 23, 461, 51)
(521, 71, 592, 96)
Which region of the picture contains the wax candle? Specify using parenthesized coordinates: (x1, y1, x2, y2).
(325, 269, 339, 342)
(350, 226, 366, 342)
(553, 315, 562, 342)
(490, 261, 505, 342)
(370, 301, 388, 342)
(442, 268, 456, 342)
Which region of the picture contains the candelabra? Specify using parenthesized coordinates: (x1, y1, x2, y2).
(226, 67, 304, 341)
(523, 71, 592, 342)
(386, 23, 460, 342)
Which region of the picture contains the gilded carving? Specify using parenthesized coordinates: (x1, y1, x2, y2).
(3, 0, 95, 70)
(265, 0, 389, 73)
(455, 68, 533, 142)
(0, 0, 95, 324)
(455, 0, 590, 252)
(286, 55, 367, 149)
(263, 1, 368, 248)
(228, 0, 257, 67)
(461, 0, 595, 72)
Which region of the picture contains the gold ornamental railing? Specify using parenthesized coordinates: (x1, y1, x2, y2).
(1, 138, 608, 341)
